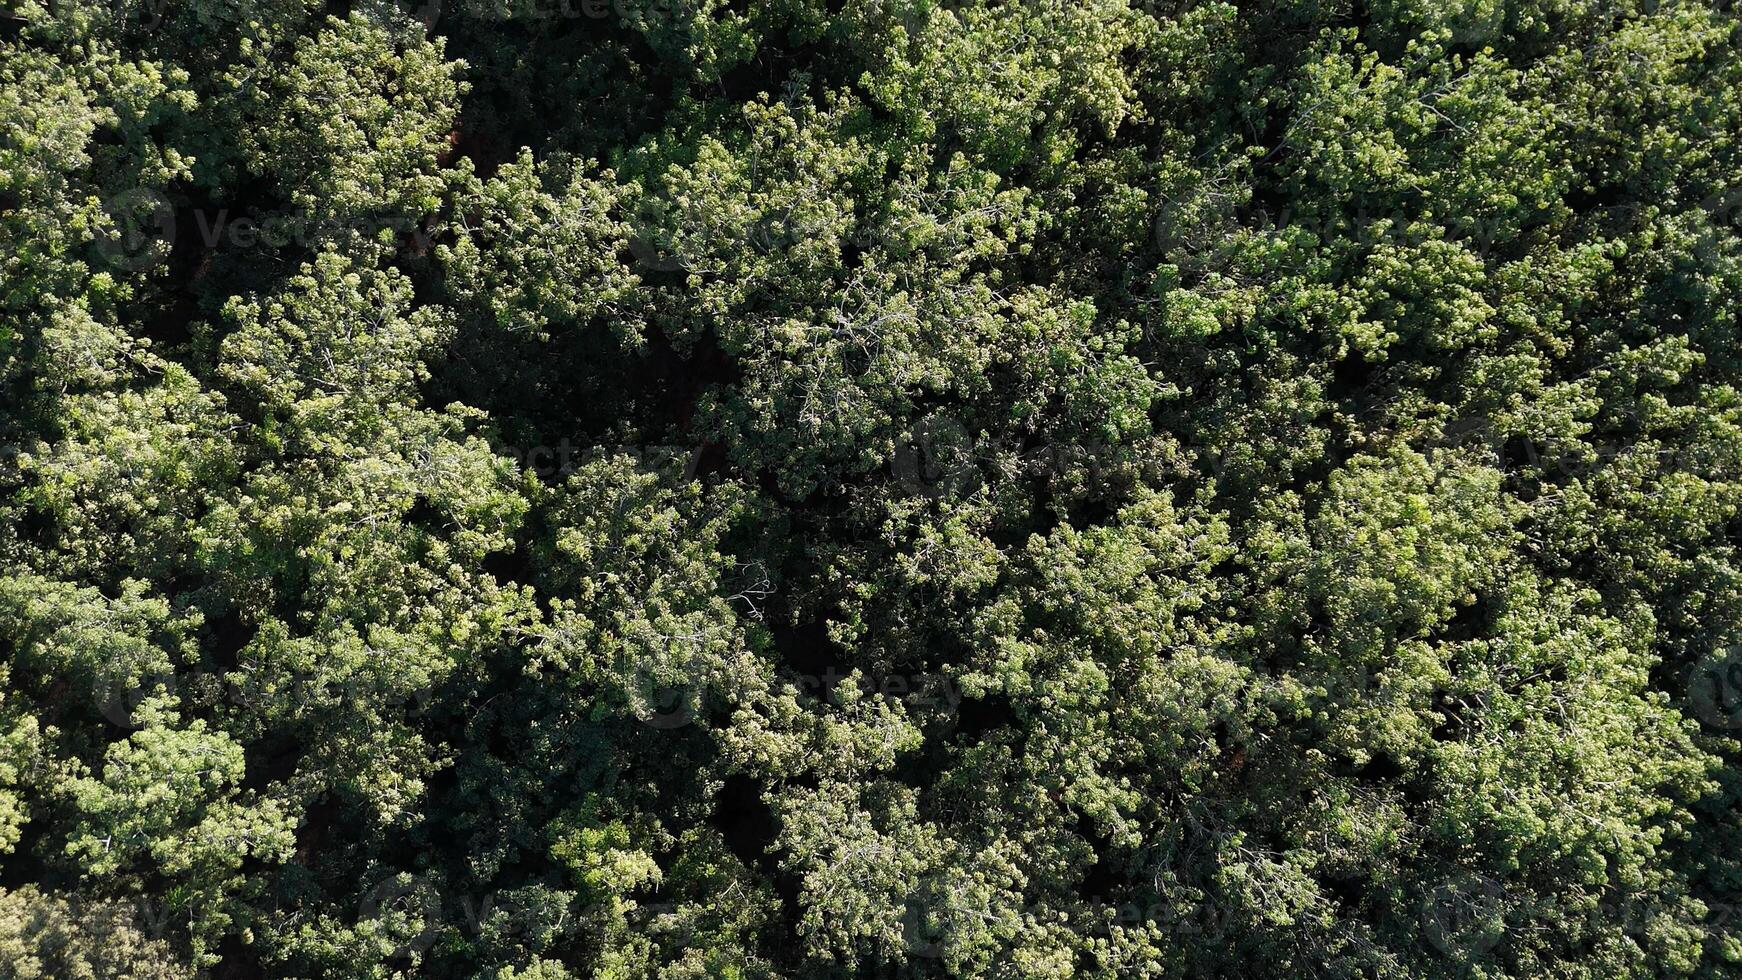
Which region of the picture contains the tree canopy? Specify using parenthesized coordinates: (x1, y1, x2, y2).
(1, 0, 1741, 976)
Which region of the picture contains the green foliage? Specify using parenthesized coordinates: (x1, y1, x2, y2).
(0, 884, 194, 980)
(3, 0, 1741, 976)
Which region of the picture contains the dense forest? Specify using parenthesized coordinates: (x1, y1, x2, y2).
(1, 0, 1740, 976)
